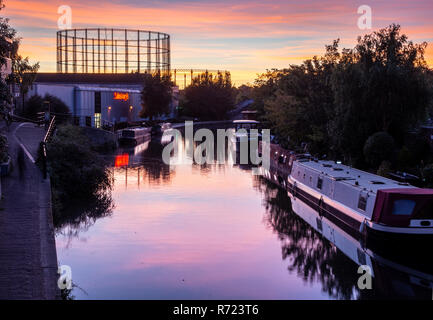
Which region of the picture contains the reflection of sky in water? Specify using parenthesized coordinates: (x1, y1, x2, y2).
(55, 162, 329, 300)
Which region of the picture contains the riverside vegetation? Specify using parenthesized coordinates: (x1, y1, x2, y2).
(42, 125, 114, 231)
(246, 24, 433, 185)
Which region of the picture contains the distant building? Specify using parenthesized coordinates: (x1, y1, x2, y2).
(28, 73, 178, 128)
(25, 28, 222, 128)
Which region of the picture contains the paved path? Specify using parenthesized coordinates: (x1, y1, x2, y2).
(0, 122, 59, 299)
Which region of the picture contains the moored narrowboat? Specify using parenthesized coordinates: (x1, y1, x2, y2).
(260, 142, 433, 242)
(118, 127, 151, 146)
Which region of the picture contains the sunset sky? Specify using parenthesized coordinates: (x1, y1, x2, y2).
(2, 0, 433, 85)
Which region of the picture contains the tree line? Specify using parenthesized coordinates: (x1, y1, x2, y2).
(1, 0, 39, 115)
(249, 24, 433, 180)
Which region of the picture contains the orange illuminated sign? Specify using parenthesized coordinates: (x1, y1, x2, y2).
(114, 92, 129, 101)
(115, 154, 129, 167)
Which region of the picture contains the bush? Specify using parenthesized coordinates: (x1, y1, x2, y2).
(0, 134, 8, 163)
(24, 94, 70, 120)
(181, 71, 235, 120)
(363, 132, 395, 168)
(397, 146, 413, 169)
(46, 125, 113, 224)
(422, 164, 433, 188)
(377, 160, 392, 177)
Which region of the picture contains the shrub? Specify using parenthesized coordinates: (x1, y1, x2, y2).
(363, 132, 395, 168)
(46, 125, 113, 224)
(397, 146, 413, 169)
(0, 134, 8, 163)
(422, 164, 433, 188)
(24, 94, 70, 120)
(377, 160, 392, 177)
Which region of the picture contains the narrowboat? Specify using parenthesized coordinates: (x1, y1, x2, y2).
(285, 188, 433, 298)
(260, 142, 433, 245)
(232, 120, 261, 143)
(118, 127, 151, 146)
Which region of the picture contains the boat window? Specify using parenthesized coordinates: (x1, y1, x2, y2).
(317, 178, 323, 190)
(332, 167, 343, 171)
(358, 195, 367, 211)
(322, 164, 332, 168)
(392, 200, 416, 216)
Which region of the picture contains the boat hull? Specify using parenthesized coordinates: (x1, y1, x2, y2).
(280, 170, 433, 241)
(118, 134, 150, 146)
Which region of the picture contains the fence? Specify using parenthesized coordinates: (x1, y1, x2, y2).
(41, 115, 56, 179)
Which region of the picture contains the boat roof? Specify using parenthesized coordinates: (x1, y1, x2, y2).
(295, 159, 415, 194)
(123, 127, 149, 131)
(233, 120, 260, 124)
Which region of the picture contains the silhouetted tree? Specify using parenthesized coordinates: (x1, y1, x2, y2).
(1, 1, 39, 114)
(181, 71, 235, 120)
(45, 125, 114, 231)
(24, 94, 70, 119)
(140, 71, 173, 120)
(251, 24, 432, 169)
(363, 132, 395, 167)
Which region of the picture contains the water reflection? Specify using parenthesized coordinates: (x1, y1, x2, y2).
(255, 177, 361, 299)
(255, 174, 433, 299)
(54, 134, 433, 300)
(55, 192, 114, 240)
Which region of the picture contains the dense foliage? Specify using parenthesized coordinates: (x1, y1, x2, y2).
(140, 71, 173, 120)
(250, 24, 433, 172)
(24, 94, 70, 120)
(363, 132, 395, 167)
(1, 1, 39, 113)
(180, 71, 235, 120)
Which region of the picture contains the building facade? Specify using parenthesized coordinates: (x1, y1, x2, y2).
(29, 73, 178, 128)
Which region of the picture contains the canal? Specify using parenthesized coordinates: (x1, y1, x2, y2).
(55, 138, 433, 300)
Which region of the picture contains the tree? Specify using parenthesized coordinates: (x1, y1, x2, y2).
(253, 47, 337, 153)
(235, 84, 253, 104)
(1, 1, 39, 114)
(329, 24, 430, 164)
(24, 94, 70, 120)
(181, 71, 235, 120)
(0, 1, 16, 111)
(8, 55, 40, 113)
(363, 132, 395, 167)
(140, 71, 173, 120)
(45, 125, 113, 227)
(251, 24, 432, 168)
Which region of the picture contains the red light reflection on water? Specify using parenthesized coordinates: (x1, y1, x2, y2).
(115, 154, 129, 167)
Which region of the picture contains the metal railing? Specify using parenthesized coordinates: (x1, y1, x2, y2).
(41, 115, 56, 179)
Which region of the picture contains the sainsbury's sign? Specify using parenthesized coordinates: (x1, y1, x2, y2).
(114, 92, 129, 101)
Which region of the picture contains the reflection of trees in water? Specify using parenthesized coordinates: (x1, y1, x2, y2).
(254, 176, 365, 300)
(138, 140, 173, 185)
(140, 159, 172, 185)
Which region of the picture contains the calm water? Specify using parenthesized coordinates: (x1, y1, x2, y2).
(55, 139, 433, 300)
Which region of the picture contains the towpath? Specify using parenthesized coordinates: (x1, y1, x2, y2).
(0, 122, 59, 299)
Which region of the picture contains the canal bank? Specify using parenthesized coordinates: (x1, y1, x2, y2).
(0, 122, 59, 299)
